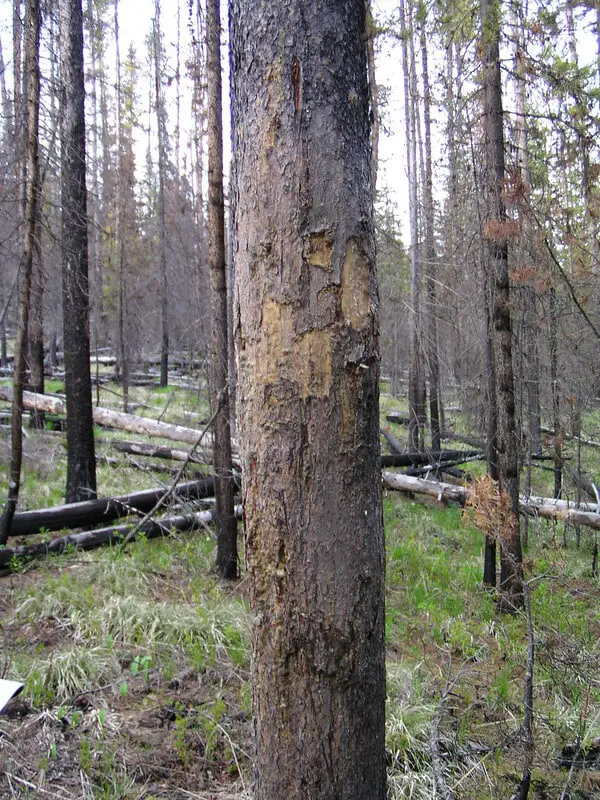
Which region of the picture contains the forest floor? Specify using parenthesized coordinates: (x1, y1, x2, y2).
(1, 380, 600, 798)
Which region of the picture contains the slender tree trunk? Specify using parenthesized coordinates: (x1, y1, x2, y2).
(114, 0, 129, 411)
(419, 20, 442, 452)
(153, 0, 169, 387)
(207, 0, 237, 579)
(400, 0, 424, 453)
(230, 0, 386, 795)
(28, 226, 45, 428)
(480, 0, 523, 608)
(60, 0, 97, 503)
(549, 287, 562, 499)
(484, 271, 498, 587)
(0, 0, 41, 544)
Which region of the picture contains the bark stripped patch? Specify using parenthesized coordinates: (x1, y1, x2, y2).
(302, 231, 333, 269)
(256, 299, 332, 399)
(341, 237, 370, 329)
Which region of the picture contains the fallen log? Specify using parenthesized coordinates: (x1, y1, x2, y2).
(385, 412, 411, 426)
(9, 477, 219, 537)
(380, 450, 481, 468)
(382, 472, 468, 504)
(382, 472, 600, 531)
(382, 427, 404, 454)
(111, 439, 212, 464)
(0, 387, 219, 447)
(0, 506, 243, 569)
(406, 454, 485, 477)
(541, 426, 600, 450)
(441, 428, 486, 450)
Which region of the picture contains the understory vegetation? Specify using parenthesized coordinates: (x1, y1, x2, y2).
(1, 382, 600, 798)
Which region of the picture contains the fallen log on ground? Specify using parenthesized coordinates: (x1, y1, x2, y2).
(382, 472, 600, 531)
(111, 439, 213, 464)
(441, 428, 486, 449)
(385, 412, 411, 426)
(9, 477, 219, 537)
(380, 450, 482, 468)
(406, 455, 485, 477)
(0, 387, 225, 448)
(382, 427, 404, 454)
(541, 426, 600, 450)
(382, 472, 468, 504)
(0, 505, 243, 569)
(123, 456, 207, 478)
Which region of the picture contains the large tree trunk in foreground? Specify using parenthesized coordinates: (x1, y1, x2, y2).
(207, 0, 237, 579)
(0, 0, 41, 546)
(230, 0, 386, 796)
(60, 0, 97, 503)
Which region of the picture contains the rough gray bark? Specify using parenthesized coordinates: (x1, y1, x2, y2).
(0, 0, 41, 545)
(480, 0, 523, 608)
(207, 0, 237, 579)
(230, 0, 386, 796)
(60, 0, 97, 503)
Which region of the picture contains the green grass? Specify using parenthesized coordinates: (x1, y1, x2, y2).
(4, 383, 600, 797)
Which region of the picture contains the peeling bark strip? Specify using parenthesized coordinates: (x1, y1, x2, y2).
(230, 1, 386, 797)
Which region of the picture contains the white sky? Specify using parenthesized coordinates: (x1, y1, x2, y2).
(0, 0, 597, 243)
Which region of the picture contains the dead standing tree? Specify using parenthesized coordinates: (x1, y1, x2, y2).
(230, 0, 387, 795)
(480, 0, 524, 609)
(60, 0, 97, 503)
(207, 0, 237, 579)
(0, 0, 41, 544)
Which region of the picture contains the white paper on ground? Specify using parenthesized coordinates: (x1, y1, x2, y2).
(0, 679, 24, 712)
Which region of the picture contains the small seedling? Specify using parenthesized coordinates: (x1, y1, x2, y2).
(130, 654, 152, 682)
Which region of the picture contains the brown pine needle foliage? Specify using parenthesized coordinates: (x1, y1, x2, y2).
(464, 475, 515, 545)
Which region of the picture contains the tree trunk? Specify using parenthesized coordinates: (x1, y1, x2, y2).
(153, 0, 169, 388)
(419, 20, 442, 452)
(60, 0, 97, 503)
(0, 0, 41, 545)
(114, 0, 129, 412)
(207, 0, 238, 579)
(480, 0, 523, 608)
(230, 0, 386, 795)
(400, 0, 425, 454)
(28, 228, 45, 429)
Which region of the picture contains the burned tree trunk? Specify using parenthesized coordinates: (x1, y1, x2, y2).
(230, 0, 386, 795)
(60, 0, 97, 503)
(0, 0, 41, 544)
